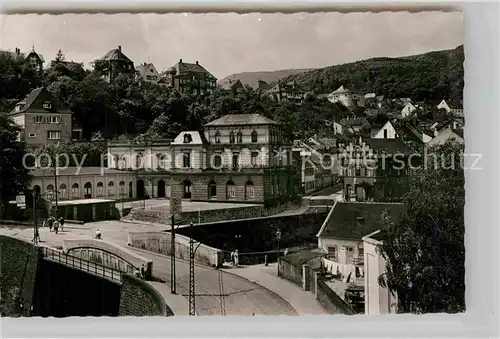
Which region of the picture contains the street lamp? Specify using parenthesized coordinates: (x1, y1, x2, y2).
(276, 229, 281, 276)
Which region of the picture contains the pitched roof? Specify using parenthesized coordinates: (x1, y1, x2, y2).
(100, 47, 133, 64)
(219, 77, 244, 90)
(331, 85, 362, 94)
(171, 60, 216, 80)
(363, 137, 410, 154)
(392, 121, 426, 144)
(26, 50, 45, 63)
(205, 114, 279, 127)
(340, 117, 368, 126)
(171, 131, 207, 145)
(267, 81, 305, 94)
(10, 87, 71, 115)
(318, 202, 407, 240)
(135, 63, 159, 77)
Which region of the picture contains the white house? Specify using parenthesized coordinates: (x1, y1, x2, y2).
(328, 85, 365, 108)
(437, 99, 464, 117)
(362, 230, 398, 315)
(401, 102, 417, 117)
(372, 121, 397, 139)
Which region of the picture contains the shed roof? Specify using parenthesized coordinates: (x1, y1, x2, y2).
(205, 114, 279, 127)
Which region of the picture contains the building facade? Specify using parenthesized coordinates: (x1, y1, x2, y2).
(2, 47, 44, 74)
(328, 85, 365, 108)
(9, 87, 74, 148)
(106, 114, 300, 205)
(162, 59, 217, 96)
(94, 46, 135, 82)
(267, 81, 306, 104)
(135, 62, 161, 83)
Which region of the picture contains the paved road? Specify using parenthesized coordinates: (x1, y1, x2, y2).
(0, 221, 296, 316)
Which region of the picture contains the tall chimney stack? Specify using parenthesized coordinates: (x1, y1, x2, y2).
(196, 61, 199, 65)
(118, 45, 122, 52)
(179, 58, 182, 63)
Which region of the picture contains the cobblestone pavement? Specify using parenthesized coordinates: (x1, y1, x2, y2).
(0, 221, 297, 316)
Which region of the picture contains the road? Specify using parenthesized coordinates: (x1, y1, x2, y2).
(0, 220, 297, 316)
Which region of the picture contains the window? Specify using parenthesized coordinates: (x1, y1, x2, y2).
(327, 246, 337, 259)
(383, 129, 388, 139)
(42, 101, 52, 109)
(245, 180, 255, 200)
(226, 180, 236, 199)
(251, 151, 259, 166)
(251, 130, 258, 143)
(47, 131, 61, 140)
(84, 182, 92, 198)
(214, 130, 220, 143)
(72, 183, 80, 198)
(229, 131, 235, 143)
(183, 133, 192, 143)
(46, 184, 54, 200)
(119, 181, 125, 196)
(135, 153, 143, 168)
(346, 247, 354, 252)
(208, 179, 217, 199)
(232, 153, 239, 168)
(183, 180, 192, 199)
(108, 181, 115, 196)
(34, 116, 43, 123)
(236, 131, 242, 143)
(213, 154, 222, 168)
(59, 184, 67, 199)
(97, 182, 104, 197)
(183, 152, 191, 168)
(49, 116, 60, 124)
(29, 133, 36, 138)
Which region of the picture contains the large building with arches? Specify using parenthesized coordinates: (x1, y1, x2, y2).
(106, 114, 301, 205)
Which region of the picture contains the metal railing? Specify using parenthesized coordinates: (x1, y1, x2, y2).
(41, 247, 124, 283)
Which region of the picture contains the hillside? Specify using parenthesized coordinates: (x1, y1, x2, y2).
(284, 45, 464, 105)
(218, 68, 313, 89)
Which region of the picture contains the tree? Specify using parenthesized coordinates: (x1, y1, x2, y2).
(378, 141, 465, 313)
(0, 112, 31, 218)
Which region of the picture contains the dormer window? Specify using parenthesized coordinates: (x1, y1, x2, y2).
(215, 130, 220, 143)
(183, 133, 192, 143)
(229, 131, 235, 144)
(236, 131, 243, 143)
(43, 101, 52, 109)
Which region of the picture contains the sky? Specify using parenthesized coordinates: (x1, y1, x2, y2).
(0, 12, 463, 79)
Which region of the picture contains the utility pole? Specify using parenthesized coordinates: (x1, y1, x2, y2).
(54, 164, 58, 219)
(32, 190, 37, 244)
(188, 222, 196, 316)
(170, 214, 176, 294)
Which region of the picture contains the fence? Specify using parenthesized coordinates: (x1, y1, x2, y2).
(41, 247, 124, 283)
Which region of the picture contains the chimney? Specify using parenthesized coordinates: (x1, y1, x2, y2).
(196, 60, 199, 65)
(179, 58, 182, 63)
(15, 48, 20, 55)
(118, 45, 122, 52)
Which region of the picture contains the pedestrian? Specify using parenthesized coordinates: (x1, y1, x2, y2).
(134, 268, 141, 278)
(48, 217, 54, 232)
(230, 251, 235, 266)
(53, 219, 59, 234)
(234, 249, 239, 267)
(94, 229, 102, 240)
(42, 219, 46, 229)
(59, 217, 65, 232)
(284, 248, 289, 256)
(140, 264, 146, 279)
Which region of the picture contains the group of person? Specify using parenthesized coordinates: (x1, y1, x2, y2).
(134, 264, 147, 280)
(230, 249, 239, 266)
(42, 216, 65, 234)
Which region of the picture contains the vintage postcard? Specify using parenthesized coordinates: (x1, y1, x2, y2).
(0, 11, 464, 318)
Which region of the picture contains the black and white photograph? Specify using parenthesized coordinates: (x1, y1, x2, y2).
(0, 11, 466, 319)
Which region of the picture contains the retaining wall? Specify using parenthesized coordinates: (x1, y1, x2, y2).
(119, 275, 173, 317)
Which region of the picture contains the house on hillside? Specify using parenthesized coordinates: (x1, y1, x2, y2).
(340, 117, 370, 134)
(365, 94, 385, 108)
(362, 229, 398, 315)
(2, 47, 45, 74)
(94, 45, 135, 82)
(437, 99, 464, 117)
(371, 121, 397, 139)
(9, 87, 79, 147)
(427, 119, 464, 147)
(401, 102, 418, 117)
(325, 119, 343, 135)
(162, 59, 217, 96)
(267, 81, 306, 104)
(219, 78, 245, 92)
(135, 62, 161, 84)
(327, 85, 365, 108)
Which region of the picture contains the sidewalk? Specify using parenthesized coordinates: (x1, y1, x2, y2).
(222, 264, 327, 315)
(147, 281, 191, 316)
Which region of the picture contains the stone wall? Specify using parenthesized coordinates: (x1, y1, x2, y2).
(316, 275, 355, 315)
(127, 231, 223, 267)
(278, 259, 303, 287)
(119, 275, 173, 316)
(0, 236, 41, 316)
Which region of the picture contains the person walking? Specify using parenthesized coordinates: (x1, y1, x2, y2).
(230, 251, 235, 267)
(140, 264, 146, 279)
(59, 217, 65, 232)
(234, 249, 239, 267)
(48, 217, 54, 232)
(53, 219, 60, 234)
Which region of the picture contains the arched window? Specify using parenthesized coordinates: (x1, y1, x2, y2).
(58, 184, 66, 199)
(33, 185, 41, 195)
(135, 153, 143, 169)
(236, 131, 242, 143)
(229, 131, 235, 143)
(213, 154, 222, 168)
(97, 182, 104, 197)
(72, 183, 80, 199)
(245, 180, 255, 200)
(119, 181, 125, 197)
(226, 179, 236, 199)
(84, 182, 92, 198)
(46, 184, 54, 200)
(251, 130, 258, 143)
(183, 133, 192, 143)
(108, 181, 115, 196)
(208, 179, 217, 199)
(214, 130, 221, 143)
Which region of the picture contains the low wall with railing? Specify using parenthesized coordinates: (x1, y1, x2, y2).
(62, 239, 152, 279)
(127, 231, 223, 267)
